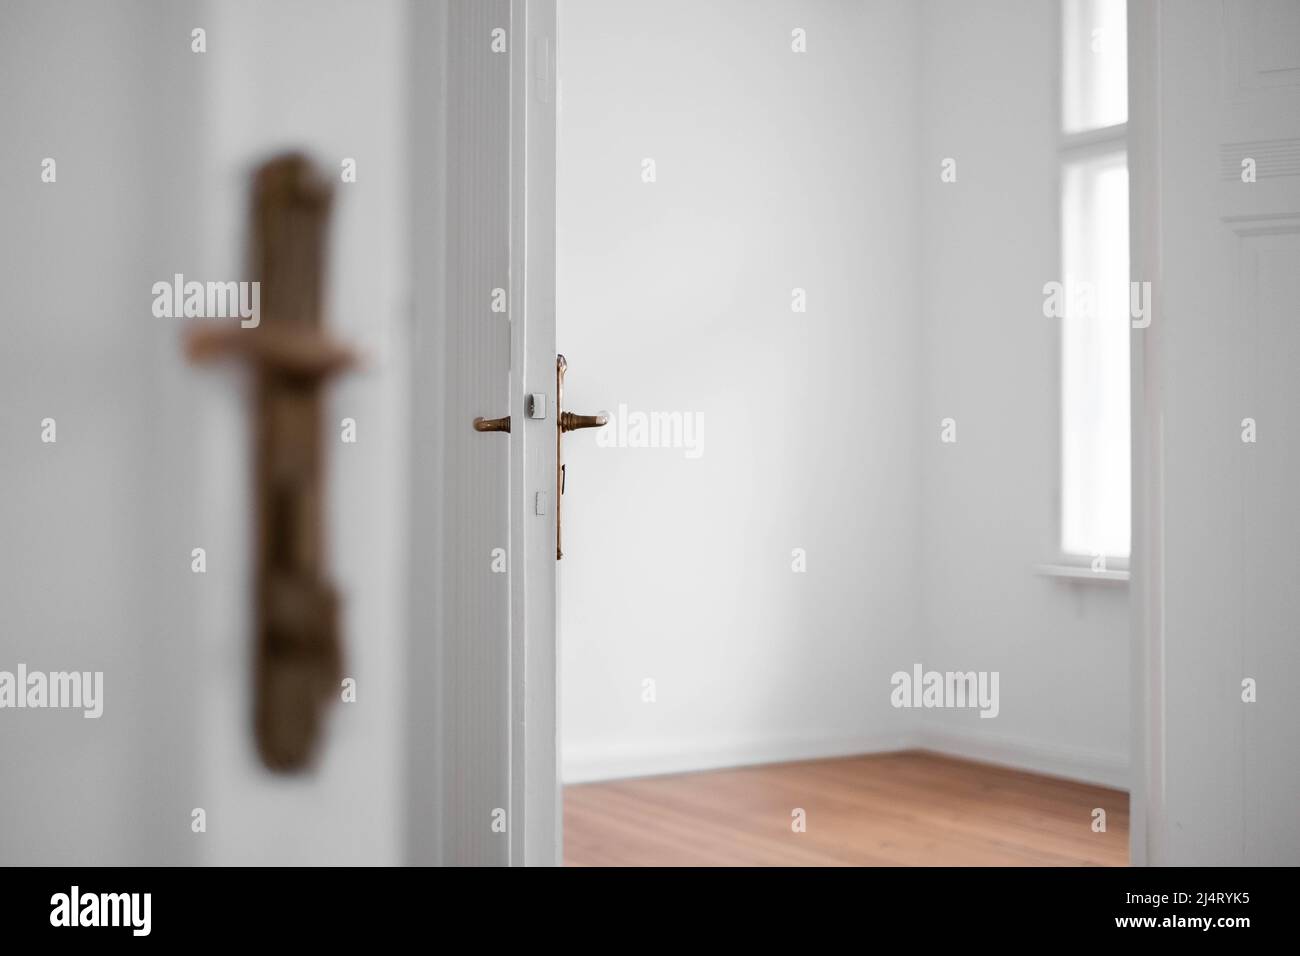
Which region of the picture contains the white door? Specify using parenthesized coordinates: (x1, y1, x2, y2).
(410, 0, 559, 866)
(1132, 0, 1300, 865)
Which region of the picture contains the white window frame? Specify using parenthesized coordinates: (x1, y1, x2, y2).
(1044, 0, 1131, 582)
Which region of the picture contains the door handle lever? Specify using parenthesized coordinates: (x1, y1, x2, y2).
(560, 411, 608, 432)
(556, 354, 607, 560)
(473, 415, 511, 433)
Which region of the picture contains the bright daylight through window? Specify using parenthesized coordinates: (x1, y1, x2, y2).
(1059, 0, 1130, 561)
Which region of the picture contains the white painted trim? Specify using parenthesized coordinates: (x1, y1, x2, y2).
(563, 733, 915, 785)
(564, 731, 1128, 791)
(1035, 563, 1130, 583)
(1127, 0, 1165, 869)
(508, 0, 559, 867)
(1060, 122, 1129, 155)
(918, 729, 1129, 791)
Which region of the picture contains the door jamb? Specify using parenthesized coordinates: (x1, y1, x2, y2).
(507, 0, 560, 867)
(1127, 0, 1165, 869)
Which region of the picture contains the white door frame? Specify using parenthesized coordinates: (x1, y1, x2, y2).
(507, 0, 560, 867)
(1127, 0, 1163, 869)
(408, 0, 557, 867)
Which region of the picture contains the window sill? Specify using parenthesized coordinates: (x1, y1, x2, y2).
(1035, 563, 1130, 584)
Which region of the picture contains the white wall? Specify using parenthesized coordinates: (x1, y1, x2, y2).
(0, 0, 410, 864)
(916, 0, 1129, 786)
(558, 0, 925, 781)
(558, 0, 1130, 787)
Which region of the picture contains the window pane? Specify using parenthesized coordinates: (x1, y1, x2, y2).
(1062, 0, 1128, 133)
(1061, 151, 1130, 558)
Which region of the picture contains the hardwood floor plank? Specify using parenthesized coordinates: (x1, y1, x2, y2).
(563, 751, 1129, 866)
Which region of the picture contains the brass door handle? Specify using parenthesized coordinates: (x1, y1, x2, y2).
(556, 354, 607, 560)
(473, 357, 603, 559)
(560, 411, 608, 432)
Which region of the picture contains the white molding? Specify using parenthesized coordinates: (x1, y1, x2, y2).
(1035, 562, 1130, 583)
(1059, 122, 1129, 156)
(1221, 210, 1300, 236)
(1127, 0, 1164, 869)
(917, 729, 1129, 791)
(1224, 0, 1300, 101)
(509, 0, 560, 868)
(563, 731, 1128, 791)
(563, 733, 914, 785)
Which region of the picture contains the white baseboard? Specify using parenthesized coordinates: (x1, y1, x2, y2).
(562, 731, 915, 785)
(915, 728, 1129, 790)
(563, 729, 1129, 790)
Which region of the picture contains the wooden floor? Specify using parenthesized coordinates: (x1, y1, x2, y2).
(564, 751, 1128, 866)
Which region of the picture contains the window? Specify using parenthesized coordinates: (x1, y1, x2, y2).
(1058, 0, 1130, 562)
(1061, 0, 1128, 133)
